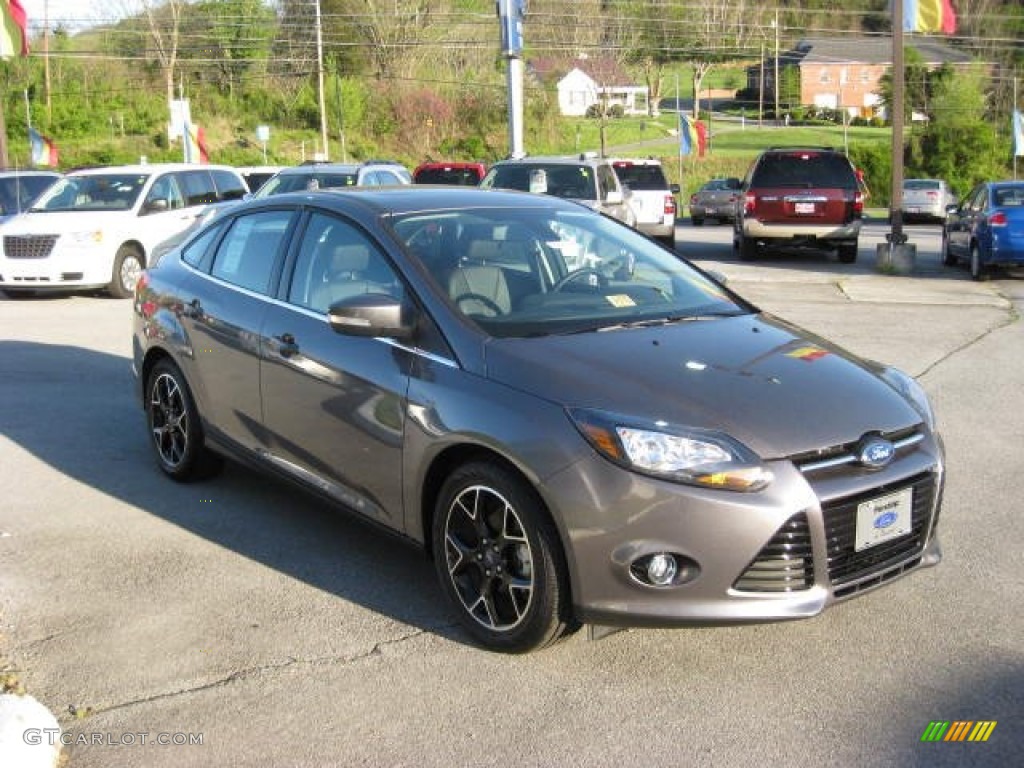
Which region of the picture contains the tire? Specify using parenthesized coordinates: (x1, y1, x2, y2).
(2, 288, 35, 299)
(109, 244, 144, 299)
(146, 358, 223, 481)
(837, 242, 858, 264)
(691, 216, 704, 227)
(432, 462, 575, 653)
(941, 232, 957, 266)
(969, 244, 989, 281)
(738, 234, 759, 261)
(659, 233, 677, 250)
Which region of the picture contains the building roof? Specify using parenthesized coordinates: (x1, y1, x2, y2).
(530, 56, 634, 87)
(791, 36, 974, 66)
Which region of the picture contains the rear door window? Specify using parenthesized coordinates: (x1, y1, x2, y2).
(210, 209, 294, 294)
(210, 169, 248, 201)
(178, 171, 219, 207)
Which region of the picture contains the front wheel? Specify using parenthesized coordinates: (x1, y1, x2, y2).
(691, 216, 704, 227)
(109, 245, 144, 299)
(432, 462, 575, 653)
(942, 232, 957, 266)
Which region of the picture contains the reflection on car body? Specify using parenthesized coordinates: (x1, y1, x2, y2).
(133, 186, 944, 653)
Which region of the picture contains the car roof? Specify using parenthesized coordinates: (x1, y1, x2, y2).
(68, 163, 240, 176)
(0, 169, 60, 178)
(238, 185, 593, 216)
(490, 154, 610, 167)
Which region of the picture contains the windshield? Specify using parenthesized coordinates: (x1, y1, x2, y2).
(33, 174, 148, 212)
(0, 175, 57, 216)
(255, 171, 358, 197)
(482, 164, 598, 201)
(392, 206, 749, 339)
(612, 164, 668, 191)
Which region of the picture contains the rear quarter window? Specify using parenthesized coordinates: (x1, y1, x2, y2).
(613, 165, 668, 190)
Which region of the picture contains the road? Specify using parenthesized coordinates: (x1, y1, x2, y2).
(1, 221, 1021, 767)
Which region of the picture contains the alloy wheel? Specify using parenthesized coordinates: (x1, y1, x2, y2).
(150, 371, 189, 469)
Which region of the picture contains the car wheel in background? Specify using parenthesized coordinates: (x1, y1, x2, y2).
(837, 242, 858, 264)
(969, 244, 989, 281)
(942, 231, 957, 266)
(432, 462, 575, 653)
(109, 245, 144, 299)
(691, 216, 704, 227)
(659, 234, 677, 250)
(146, 358, 223, 481)
(737, 234, 759, 261)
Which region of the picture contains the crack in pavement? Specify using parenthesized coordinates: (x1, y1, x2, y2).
(77, 625, 449, 718)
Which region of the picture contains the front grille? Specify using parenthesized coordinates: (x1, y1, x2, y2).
(823, 472, 936, 587)
(4, 234, 58, 259)
(733, 514, 814, 592)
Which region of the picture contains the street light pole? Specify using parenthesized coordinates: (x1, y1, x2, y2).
(314, 0, 329, 160)
(773, 10, 780, 124)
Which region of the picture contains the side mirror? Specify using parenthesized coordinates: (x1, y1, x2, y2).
(605, 189, 624, 205)
(143, 198, 169, 214)
(669, 183, 681, 194)
(327, 294, 414, 340)
(945, 203, 958, 215)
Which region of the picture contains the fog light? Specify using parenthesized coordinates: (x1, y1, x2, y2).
(646, 553, 678, 586)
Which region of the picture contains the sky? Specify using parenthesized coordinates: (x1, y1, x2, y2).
(20, 1, 116, 32)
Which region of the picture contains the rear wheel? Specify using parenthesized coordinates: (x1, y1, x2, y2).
(941, 231, 957, 266)
(2, 288, 35, 299)
(969, 244, 989, 281)
(738, 234, 759, 261)
(146, 358, 223, 481)
(690, 216, 704, 227)
(432, 462, 575, 653)
(837, 241, 858, 264)
(109, 245, 144, 299)
(659, 233, 677, 250)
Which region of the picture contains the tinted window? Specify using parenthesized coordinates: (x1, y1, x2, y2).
(144, 174, 185, 211)
(210, 210, 293, 294)
(288, 211, 403, 312)
(35, 174, 147, 212)
(904, 180, 941, 191)
(613, 164, 668, 190)
(181, 221, 225, 268)
(485, 164, 597, 200)
(414, 168, 483, 185)
(179, 171, 218, 207)
(210, 169, 248, 201)
(751, 152, 857, 189)
(0, 175, 57, 215)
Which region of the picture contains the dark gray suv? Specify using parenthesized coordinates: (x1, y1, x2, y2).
(133, 187, 943, 652)
(734, 147, 864, 263)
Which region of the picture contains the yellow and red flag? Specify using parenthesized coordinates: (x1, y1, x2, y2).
(1, 0, 29, 58)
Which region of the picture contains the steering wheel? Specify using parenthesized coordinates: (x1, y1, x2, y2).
(552, 268, 607, 293)
(454, 292, 505, 317)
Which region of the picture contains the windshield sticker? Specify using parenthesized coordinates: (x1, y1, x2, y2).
(606, 294, 636, 308)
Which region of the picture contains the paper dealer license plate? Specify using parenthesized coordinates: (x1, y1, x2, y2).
(854, 487, 913, 551)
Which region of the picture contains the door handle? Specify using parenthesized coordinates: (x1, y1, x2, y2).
(275, 333, 299, 358)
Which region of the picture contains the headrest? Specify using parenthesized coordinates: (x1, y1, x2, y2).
(330, 244, 370, 273)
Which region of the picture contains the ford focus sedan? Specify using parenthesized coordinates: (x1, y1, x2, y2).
(132, 187, 944, 653)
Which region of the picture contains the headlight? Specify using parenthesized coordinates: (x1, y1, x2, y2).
(879, 366, 936, 430)
(568, 408, 773, 492)
(66, 230, 103, 244)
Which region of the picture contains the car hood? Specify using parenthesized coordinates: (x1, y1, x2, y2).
(483, 313, 921, 460)
(4, 210, 139, 235)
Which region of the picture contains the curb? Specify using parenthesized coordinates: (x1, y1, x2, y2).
(0, 693, 62, 768)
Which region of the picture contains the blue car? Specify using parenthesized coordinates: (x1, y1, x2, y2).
(942, 181, 1024, 280)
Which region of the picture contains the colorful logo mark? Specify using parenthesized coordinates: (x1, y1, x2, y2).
(920, 721, 997, 742)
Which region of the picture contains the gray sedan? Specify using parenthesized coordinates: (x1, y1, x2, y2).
(689, 177, 741, 225)
(132, 187, 944, 652)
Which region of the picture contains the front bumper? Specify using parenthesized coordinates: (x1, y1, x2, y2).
(541, 427, 943, 627)
(0, 240, 114, 291)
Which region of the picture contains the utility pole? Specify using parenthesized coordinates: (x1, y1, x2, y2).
(758, 41, 764, 128)
(773, 9, 780, 124)
(498, 0, 525, 158)
(314, 0, 329, 160)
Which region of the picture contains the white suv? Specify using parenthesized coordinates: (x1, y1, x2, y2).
(610, 158, 679, 248)
(0, 163, 248, 298)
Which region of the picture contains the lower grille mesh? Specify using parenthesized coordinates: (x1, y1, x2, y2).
(734, 514, 814, 592)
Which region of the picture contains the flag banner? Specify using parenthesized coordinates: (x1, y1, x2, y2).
(680, 114, 706, 157)
(901, 0, 957, 35)
(29, 127, 58, 167)
(184, 123, 209, 164)
(1014, 110, 1024, 158)
(0, 0, 29, 58)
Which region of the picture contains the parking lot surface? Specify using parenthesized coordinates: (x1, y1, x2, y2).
(1, 219, 1021, 767)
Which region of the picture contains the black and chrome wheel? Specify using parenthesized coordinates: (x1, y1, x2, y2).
(433, 463, 574, 653)
(146, 358, 221, 481)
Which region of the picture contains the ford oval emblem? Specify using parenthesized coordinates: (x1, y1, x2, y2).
(874, 511, 898, 529)
(858, 437, 895, 469)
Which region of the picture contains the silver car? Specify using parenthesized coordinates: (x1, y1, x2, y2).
(133, 187, 944, 653)
(901, 179, 955, 224)
(689, 177, 740, 226)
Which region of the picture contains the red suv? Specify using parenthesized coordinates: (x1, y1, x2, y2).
(733, 147, 864, 263)
(412, 162, 487, 186)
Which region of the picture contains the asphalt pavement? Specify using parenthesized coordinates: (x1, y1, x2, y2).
(1, 219, 1021, 767)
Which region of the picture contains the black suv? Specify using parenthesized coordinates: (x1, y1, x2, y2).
(733, 147, 864, 263)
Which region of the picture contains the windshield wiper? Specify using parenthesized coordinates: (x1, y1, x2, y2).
(582, 311, 745, 333)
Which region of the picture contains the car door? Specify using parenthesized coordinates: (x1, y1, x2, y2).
(258, 208, 412, 527)
(179, 207, 296, 449)
(137, 172, 202, 256)
(947, 185, 984, 258)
